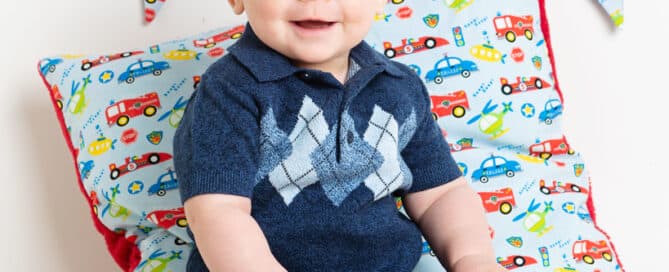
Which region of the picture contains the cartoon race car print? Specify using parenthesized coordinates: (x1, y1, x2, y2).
(471, 155, 521, 183)
(500, 76, 551, 95)
(496, 255, 537, 270)
(572, 239, 614, 265)
(425, 56, 479, 84)
(105, 92, 161, 127)
(80, 51, 144, 71)
(108, 152, 172, 180)
(529, 135, 575, 159)
(118, 59, 170, 84)
(383, 36, 449, 58)
(478, 187, 516, 215)
(430, 90, 470, 119)
(193, 24, 245, 48)
(51, 84, 63, 110)
(493, 15, 534, 43)
(539, 179, 588, 195)
(146, 207, 188, 229)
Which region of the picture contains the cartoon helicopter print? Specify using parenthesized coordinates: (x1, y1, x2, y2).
(513, 198, 554, 237)
(66, 74, 92, 114)
(136, 249, 183, 272)
(446, 0, 475, 12)
(158, 95, 189, 128)
(467, 99, 513, 140)
(100, 184, 131, 221)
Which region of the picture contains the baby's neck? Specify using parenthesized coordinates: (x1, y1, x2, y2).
(290, 52, 350, 85)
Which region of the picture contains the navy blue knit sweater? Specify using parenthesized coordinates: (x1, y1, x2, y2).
(173, 23, 462, 272)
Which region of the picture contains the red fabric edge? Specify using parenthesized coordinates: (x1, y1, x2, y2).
(539, 1, 625, 271)
(36, 60, 142, 272)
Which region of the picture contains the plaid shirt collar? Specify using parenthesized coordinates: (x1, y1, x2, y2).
(228, 22, 405, 83)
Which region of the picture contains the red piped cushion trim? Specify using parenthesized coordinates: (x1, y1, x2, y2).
(36, 61, 142, 272)
(538, 1, 625, 270)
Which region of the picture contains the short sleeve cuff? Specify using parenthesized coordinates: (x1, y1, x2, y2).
(179, 171, 256, 203)
(407, 157, 463, 193)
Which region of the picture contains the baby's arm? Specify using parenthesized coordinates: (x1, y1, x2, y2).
(184, 193, 287, 272)
(403, 176, 506, 271)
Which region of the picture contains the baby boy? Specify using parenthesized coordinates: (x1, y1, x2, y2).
(173, 0, 505, 271)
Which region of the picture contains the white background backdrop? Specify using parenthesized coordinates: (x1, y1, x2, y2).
(1, 1, 665, 271)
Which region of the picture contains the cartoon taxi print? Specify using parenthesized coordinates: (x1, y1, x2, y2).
(496, 255, 537, 270)
(471, 154, 521, 183)
(109, 152, 173, 180)
(539, 179, 588, 195)
(478, 187, 516, 215)
(81, 51, 144, 71)
(425, 56, 479, 84)
(529, 136, 575, 159)
(430, 90, 470, 119)
(193, 24, 245, 48)
(539, 98, 563, 125)
(105, 92, 161, 127)
(500, 76, 551, 95)
(572, 240, 614, 265)
(118, 59, 170, 84)
(493, 15, 534, 43)
(383, 36, 449, 58)
(146, 207, 188, 229)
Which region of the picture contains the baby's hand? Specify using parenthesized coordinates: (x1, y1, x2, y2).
(451, 254, 507, 272)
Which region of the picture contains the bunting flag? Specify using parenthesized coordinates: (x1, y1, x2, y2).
(599, 0, 624, 27)
(144, 0, 167, 24)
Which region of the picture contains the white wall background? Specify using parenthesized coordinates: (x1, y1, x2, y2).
(1, 1, 665, 271)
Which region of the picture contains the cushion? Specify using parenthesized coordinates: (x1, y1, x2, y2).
(39, 0, 623, 271)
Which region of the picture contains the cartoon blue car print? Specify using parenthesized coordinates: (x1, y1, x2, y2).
(78, 160, 94, 180)
(425, 56, 478, 84)
(118, 59, 170, 84)
(471, 155, 521, 183)
(40, 58, 63, 75)
(538, 99, 563, 125)
(148, 169, 179, 196)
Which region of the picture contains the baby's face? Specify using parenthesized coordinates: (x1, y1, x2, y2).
(228, 0, 386, 68)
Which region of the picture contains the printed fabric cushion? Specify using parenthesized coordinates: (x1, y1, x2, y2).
(38, 0, 623, 271)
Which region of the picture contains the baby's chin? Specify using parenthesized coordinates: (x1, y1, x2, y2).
(285, 46, 350, 67)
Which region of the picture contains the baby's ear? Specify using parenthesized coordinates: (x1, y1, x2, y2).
(227, 0, 244, 15)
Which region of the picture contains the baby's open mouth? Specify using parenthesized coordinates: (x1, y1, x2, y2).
(292, 20, 336, 29)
